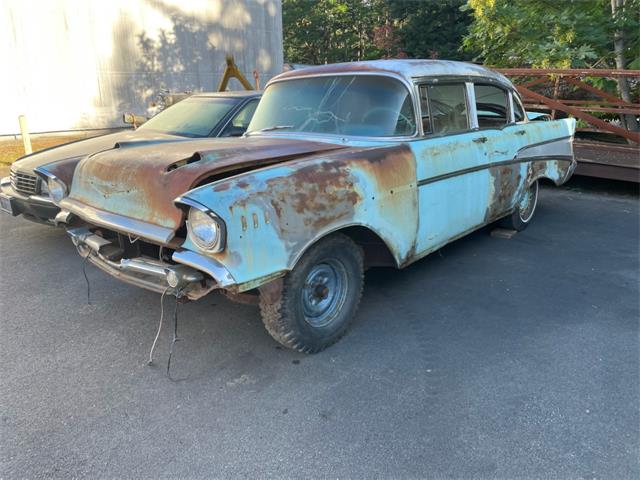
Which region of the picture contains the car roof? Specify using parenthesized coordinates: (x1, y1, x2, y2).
(192, 91, 262, 99)
(272, 59, 513, 89)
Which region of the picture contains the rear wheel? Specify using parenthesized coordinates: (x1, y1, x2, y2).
(500, 180, 539, 231)
(259, 233, 364, 353)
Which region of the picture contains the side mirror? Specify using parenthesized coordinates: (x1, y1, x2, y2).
(122, 113, 148, 128)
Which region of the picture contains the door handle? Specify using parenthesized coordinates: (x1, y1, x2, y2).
(473, 136, 488, 143)
(515, 130, 526, 135)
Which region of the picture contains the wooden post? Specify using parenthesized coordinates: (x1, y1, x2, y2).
(18, 115, 32, 155)
(551, 77, 561, 120)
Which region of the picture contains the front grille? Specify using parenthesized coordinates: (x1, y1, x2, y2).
(10, 170, 39, 195)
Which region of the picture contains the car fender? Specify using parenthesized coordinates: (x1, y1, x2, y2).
(178, 143, 419, 290)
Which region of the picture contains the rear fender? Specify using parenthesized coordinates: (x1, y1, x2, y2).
(517, 118, 576, 187)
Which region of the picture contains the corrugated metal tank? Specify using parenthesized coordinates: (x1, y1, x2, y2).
(0, 0, 283, 134)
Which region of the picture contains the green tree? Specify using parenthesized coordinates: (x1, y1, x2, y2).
(282, 0, 473, 64)
(283, 0, 389, 64)
(462, 0, 640, 69)
(389, 0, 472, 60)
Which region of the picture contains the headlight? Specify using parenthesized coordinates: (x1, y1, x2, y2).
(39, 179, 49, 195)
(187, 207, 225, 252)
(47, 177, 67, 203)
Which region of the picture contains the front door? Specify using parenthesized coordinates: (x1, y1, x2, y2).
(411, 82, 492, 256)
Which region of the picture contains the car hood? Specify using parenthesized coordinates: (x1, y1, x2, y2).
(64, 136, 346, 232)
(11, 130, 185, 173)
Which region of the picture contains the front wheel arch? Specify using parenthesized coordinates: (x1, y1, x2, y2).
(288, 223, 400, 272)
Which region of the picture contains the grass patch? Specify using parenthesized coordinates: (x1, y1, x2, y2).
(0, 135, 94, 166)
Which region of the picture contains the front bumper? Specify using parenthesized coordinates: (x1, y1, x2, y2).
(67, 226, 236, 299)
(0, 177, 59, 224)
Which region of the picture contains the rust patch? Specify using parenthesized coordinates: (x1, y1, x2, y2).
(67, 136, 346, 234)
(265, 159, 361, 232)
(485, 162, 521, 222)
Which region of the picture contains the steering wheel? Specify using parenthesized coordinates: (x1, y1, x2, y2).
(362, 107, 415, 133)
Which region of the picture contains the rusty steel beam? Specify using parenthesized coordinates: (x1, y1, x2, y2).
(495, 68, 640, 78)
(557, 99, 640, 107)
(516, 85, 640, 143)
(562, 76, 630, 105)
(522, 103, 640, 115)
(520, 77, 551, 88)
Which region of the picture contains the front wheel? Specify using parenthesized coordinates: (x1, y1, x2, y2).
(500, 180, 539, 231)
(259, 233, 364, 353)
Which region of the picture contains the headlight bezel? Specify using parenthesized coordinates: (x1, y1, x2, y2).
(47, 176, 67, 203)
(186, 205, 226, 253)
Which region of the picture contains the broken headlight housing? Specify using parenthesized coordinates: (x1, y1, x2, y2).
(187, 207, 226, 253)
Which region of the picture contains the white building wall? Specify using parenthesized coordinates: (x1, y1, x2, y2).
(0, 0, 283, 134)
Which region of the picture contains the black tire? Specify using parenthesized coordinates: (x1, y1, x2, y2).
(259, 233, 364, 353)
(500, 180, 539, 231)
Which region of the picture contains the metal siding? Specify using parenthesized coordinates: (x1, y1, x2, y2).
(0, 0, 282, 134)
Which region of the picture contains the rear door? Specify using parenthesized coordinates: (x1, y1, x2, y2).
(472, 82, 523, 219)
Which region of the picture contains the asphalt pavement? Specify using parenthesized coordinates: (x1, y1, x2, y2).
(1, 179, 638, 479)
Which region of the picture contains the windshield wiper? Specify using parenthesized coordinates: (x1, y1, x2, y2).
(250, 125, 294, 134)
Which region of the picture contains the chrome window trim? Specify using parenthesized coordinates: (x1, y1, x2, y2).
(511, 91, 528, 124)
(466, 82, 479, 130)
(254, 71, 420, 141)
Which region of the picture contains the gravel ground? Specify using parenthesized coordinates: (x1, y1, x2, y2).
(0, 179, 638, 479)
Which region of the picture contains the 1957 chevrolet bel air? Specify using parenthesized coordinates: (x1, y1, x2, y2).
(36, 60, 575, 353)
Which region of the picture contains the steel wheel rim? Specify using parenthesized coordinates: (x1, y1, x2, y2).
(302, 259, 349, 328)
(518, 181, 538, 223)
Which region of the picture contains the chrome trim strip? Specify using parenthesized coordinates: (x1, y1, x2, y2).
(172, 249, 236, 288)
(174, 196, 211, 212)
(465, 82, 479, 130)
(417, 155, 574, 187)
(60, 197, 175, 244)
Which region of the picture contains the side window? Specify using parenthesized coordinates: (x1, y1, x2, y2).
(512, 93, 526, 122)
(220, 99, 259, 137)
(419, 84, 469, 135)
(474, 84, 508, 128)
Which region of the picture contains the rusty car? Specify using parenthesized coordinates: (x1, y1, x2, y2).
(36, 60, 576, 353)
(1, 91, 260, 224)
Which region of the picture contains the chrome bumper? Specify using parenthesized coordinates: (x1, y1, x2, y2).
(67, 227, 218, 298)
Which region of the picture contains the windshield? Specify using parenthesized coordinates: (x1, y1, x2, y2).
(138, 97, 237, 137)
(247, 75, 415, 137)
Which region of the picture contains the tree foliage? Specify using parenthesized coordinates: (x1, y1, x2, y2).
(282, 0, 471, 64)
(462, 0, 640, 69)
